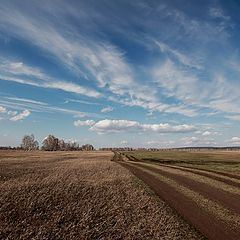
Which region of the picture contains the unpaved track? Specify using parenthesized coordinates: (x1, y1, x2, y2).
(160, 164, 240, 188)
(173, 165, 240, 180)
(135, 163, 240, 214)
(117, 154, 240, 240)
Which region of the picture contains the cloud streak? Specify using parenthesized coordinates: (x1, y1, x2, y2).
(0, 60, 101, 98)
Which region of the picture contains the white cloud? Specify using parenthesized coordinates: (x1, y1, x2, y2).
(147, 140, 175, 146)
(181, 136, 200, 144)
(228, 137, 240, 145)
(74, 119, 95, 127)
(201, 131, 220, 136)
(90, 119, 140, 133)
(74, 118, 196, 134)
(142, 123, 196, 133)
(181, 136, 216, 146)
(147, 140, 160, 145)
(154, 40, 202, 69)
(202, 131, 211, 136)
(152, 59, 198, 99)
(225, 115, 240, 121)
(120, 140, 128, 144)
(0, 106, 6, 113)
(9, 109, 30, 121)
(7, 110, 18, 116)
(101, 106, 113, 113)
(209, 7, 230, 21)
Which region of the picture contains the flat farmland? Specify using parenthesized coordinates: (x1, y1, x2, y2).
(119, 150, 240, 240)
(0, 151, 204, 240)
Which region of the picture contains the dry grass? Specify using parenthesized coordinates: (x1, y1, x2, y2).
(0, 150, 204, 240)
(122, 150, 240, 174)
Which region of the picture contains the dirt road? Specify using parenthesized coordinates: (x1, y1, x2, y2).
(117, 153, 240, 240)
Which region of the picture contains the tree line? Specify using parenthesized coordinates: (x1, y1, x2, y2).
(20, 134, 94, 151)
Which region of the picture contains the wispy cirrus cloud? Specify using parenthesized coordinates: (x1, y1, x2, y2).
(64, 99, 102, 106)
(0, 60, 101, 98)
(6, 97, 48, 106)
(0, 1, 199, 118)
(0, 0, 240, 149)
(154, 40, 202, 70)
(209, 7, 230, 21)
(152, 58, 240, 116)
(0, 97, 99, 118)
(101, 106, 113, 113)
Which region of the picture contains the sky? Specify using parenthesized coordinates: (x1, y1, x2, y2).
(0, 0, 240, 148)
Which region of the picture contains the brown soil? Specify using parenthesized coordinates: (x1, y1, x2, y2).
(119, 161, 240, 240)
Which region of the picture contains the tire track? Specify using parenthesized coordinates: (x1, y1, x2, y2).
(160, 164, 240, 188)
(119, 161, 240, 240)
(173, 165, 240, 180)
(132, 161, 240, 196)
(133, 162, 240, 214)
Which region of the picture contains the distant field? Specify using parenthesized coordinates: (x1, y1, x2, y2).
(0, 150, 204, 240)
(122, 150, 240, 174)
(119, 150, 240, 240)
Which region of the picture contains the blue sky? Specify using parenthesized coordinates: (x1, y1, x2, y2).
(0, 0, 240, 148)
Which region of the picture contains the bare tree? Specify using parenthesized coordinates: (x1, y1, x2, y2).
(42, 135, 59, 151)
(21, 134, 39, 151)
(58, 139, 66, 151)
(81, 144, 94, 151)
(61, 139, 78, 151)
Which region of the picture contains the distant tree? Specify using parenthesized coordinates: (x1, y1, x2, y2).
(42, 135, 59, 151)
(21, 134, 39, 151)
(81, 144, 94, 151)
(58, 139, 66, 151)
(64, 140, 78, 151)
(68, 141, 79, 151)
